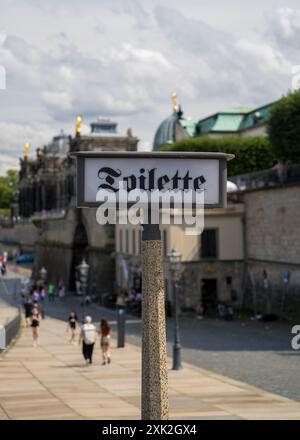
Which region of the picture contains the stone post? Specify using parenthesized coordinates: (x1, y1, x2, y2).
(141, 223, 169, 420)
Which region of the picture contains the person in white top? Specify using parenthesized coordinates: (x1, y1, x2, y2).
(79, 316, 97, 365)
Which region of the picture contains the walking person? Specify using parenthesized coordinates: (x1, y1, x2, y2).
(31, 306, 41, 347)
(58, 278, 65, 301)
(79, 316, 97, 365)
(116, 291, 126, 311)
(32, 288, 39, 304)
(1, 262, 6, 276)
(40, 286, 46, 319)
(99, 319, 111, 365)
(47, 283, 55, 302)
(67, 311, 79, 345)
(24, 297, 33, 327)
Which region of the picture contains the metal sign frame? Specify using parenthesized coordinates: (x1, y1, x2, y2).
(72, 151, 234, 209)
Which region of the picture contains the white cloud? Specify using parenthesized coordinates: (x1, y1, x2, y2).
(0, 1, 298, 173)
(266, 8, 300, 41)
(0, 121, 55, 174)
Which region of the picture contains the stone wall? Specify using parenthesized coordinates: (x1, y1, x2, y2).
(244, 185, 300, 264)
(180, 260, 243, 311)
(243, 261, 300, 319)
(116, 252, 243, 313)
(33, 207, 115, 299)
(78, 135, 138, 152)
(0, 222, 38, 253)
(242, 184, 300, 317)
(34, 241, 73, 286)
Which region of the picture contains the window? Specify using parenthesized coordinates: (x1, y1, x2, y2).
(226, 276, 232, 286)
(132, 230, 136, 255)
(201, 229, 218, 258)
(126, 230, 129, 254)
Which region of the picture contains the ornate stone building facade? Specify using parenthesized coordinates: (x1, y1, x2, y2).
(19, 134, 71, 217)
(19, 119, 137, 218)
(17, 118, 138, 299)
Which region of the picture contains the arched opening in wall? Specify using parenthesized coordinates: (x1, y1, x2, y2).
(70, 223, 89, 292)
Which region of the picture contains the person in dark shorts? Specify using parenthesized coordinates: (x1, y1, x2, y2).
(67, 311, 78, 344)
(24, 297, 33, 327)
(31, 306, 41, 347)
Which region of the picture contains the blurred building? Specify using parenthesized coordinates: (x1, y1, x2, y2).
(231, 166, 300, 319)
(115, 201, 244, 314)
(18, 119, 137, 218)
(150, 96, 300, 318)
(196, 102, 274, 138)
(9, 118, 138, 299)
(153, 101, 275, 150)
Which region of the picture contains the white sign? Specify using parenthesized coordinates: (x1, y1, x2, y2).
(74, 152, 233, 208)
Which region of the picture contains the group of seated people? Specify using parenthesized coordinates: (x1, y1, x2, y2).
(115, 288, 142, 315)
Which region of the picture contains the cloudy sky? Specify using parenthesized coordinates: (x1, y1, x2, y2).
(0, 0, 299, 174)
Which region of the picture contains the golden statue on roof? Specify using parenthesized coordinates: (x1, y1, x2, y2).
(24, 143, 30, 159)
(172, 92, 180, 113)
(75, 115, 83, 135)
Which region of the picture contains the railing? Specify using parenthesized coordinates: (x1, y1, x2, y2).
(0, 217, 33, 227)
(0, 311, 21, 352)
(0, 209, 68, 227)
(31, 209, 66, 221)
(230, 164, 300, 191)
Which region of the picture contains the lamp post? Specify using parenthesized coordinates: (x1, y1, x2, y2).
(79, 259, 89, 322)
(39, 267, 47, 283)
(167, 248, 182, 371)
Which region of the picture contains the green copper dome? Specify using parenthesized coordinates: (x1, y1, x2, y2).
(153, 112, 179, 151)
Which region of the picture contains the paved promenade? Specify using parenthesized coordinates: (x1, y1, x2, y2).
(1, 317, 300, 420)
(2, 268, 299, 402)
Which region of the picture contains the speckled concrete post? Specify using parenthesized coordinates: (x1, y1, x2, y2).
(141, 224, 169, 420)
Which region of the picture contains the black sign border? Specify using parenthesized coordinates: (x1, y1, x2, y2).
(72, 151, 234, 209)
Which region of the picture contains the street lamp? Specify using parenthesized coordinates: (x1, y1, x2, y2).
(39, 267, 47, 283)
(79, 258, 89, 322)
(167, 248, 182, 370)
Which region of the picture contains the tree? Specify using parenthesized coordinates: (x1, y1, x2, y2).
(0, 169, 18, 209)
(267, 89, 300, 163)
(0, 181, 13, 208)
(2, 169, 18, 191)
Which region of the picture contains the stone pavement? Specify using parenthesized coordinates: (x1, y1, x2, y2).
(1, 317, 300, 420)
(3, 268, 300, 403)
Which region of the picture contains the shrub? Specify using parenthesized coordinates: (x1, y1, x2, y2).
(161, 136, 275, 176)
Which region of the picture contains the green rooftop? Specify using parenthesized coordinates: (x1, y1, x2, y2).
(198, 101, 276, 134)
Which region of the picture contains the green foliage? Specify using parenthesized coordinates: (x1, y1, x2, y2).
(0, 182, 12, 208)
(0, 169, 19, 209)
(267, 89, 300, 163)
(161, 136, 276, 176)
(0, 169, 19, 191)
(0, 208, 10, 219)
